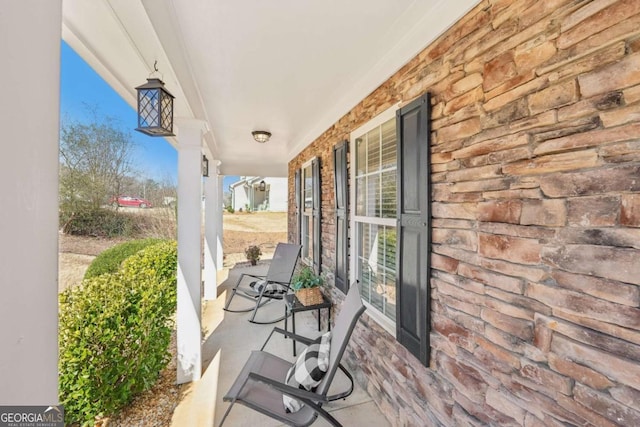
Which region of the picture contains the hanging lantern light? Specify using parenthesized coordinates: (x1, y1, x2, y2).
(202, 155, 209, 177)
(135, 63, 175, 136)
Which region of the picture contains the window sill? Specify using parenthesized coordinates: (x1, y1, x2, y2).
(362, 301, 396, 338)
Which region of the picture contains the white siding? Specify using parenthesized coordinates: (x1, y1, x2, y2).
(265, 177, 287, 211)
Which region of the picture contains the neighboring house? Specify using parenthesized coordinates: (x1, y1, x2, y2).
(288, 2, 640, 425)
(229, 176, 287, 212)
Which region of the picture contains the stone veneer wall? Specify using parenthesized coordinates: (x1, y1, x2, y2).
(288, 0, 640, 425)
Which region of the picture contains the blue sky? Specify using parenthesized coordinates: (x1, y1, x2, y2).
(60, 41, 237, 190)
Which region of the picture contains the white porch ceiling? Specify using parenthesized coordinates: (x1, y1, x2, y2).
(62, 0, 479, 177)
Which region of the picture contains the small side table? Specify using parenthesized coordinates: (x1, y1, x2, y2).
(284, 292, 332, 356)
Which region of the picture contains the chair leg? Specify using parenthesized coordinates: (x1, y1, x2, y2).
(223, 273, 245, 311)
(248, 292, 286, 324)
(217, 401, 236, 427)
(224, 273, 267, 313)
(222, 287, 238, 311)
(248, 291, 265, 322)
(304, 400, 342, 427)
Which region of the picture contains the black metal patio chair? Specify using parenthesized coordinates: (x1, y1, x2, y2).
(218, 283, 366, 427)
(223, 242, 301, 324)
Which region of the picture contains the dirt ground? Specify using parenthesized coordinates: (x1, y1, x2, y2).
(58, 234, 128, 291)
(58, 211, 287, 290)
(221, 211, 288, 266)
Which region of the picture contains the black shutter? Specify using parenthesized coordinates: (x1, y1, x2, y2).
(333, 141, 348, 294)
(295, 169, 301, 245)
(312, 158, 321, 273)
(396, 92, 431, 365)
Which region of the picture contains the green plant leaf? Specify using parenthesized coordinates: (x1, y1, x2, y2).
(59, 241, 177, 424)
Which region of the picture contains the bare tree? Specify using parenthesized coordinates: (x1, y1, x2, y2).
(59, 110, 136, 211)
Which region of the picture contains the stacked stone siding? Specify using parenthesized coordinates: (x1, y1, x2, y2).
(288, 0, 640, 425)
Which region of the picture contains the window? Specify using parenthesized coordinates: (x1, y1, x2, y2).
(297, 158, 321, 271)
(350, 106, 398, 333)
(349, 96, 432, 364)
(333, 141, 349, 294)
(302, 162, 313, 264)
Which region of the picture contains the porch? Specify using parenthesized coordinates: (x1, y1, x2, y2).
(172, 262, 389, 427)
(3, 0, 640, 425)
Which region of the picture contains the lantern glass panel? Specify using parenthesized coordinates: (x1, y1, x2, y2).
(138, 89, 160, 128)
(161, 93, 173, 130)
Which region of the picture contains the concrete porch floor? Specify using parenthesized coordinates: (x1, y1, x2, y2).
(171, 263, 391, 427)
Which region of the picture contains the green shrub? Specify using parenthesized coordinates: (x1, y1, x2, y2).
(60, 208, 140, 237)
(60, 207, 176, 239)
(59, 241, 177, 426)
(225, 205, 235, 213)
(84, 238, 164, 280)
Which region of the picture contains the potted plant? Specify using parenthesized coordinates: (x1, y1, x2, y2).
(244, 245, 262, 265)
(291, 266, 324, 306)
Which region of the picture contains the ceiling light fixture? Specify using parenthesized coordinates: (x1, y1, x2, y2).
(252, 130, 271, 143)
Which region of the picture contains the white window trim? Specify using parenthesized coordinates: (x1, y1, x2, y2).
(363, 301, 396, 336)
(352, 216, 395, 227)
(351, 104, 399, 140)
(349, 103, 400, 338)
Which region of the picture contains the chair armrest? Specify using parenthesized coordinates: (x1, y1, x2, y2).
(247, 372, 329, 403)
(276, 327, 315, 346)
(260, 327, 315, 350)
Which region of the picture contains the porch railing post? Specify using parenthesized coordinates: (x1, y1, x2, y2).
(203, 159, 221, 300)
(175, 118, 207, 383)
(0, 0, 62, 405)
(217, 175, 225, 269)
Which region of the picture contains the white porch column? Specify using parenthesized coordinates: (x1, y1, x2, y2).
(0, 0, 61, 405)
(203, 160, 221, 300)
(176, 119, 206, 383)
(217, 175, 225, 268)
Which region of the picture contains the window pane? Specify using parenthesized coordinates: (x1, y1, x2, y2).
(366, 176, 379, 217)
(381, 227, 397, 322)
(354, 118, 396, 220)
(356, 222, 396, 321)
(356, 137, 366, 176)
(302, 215, 311, 260)
(303, 165, 312, 209)
(337, 220, 345, 272)
(385, 270, 397, 322)
(356, 176, 366, 216)
(385, 227, 397, 267)
(308, 215, 314, 265)
(366, 128, 380, 174)
(357, 223, 371, 302)
(381, 119, 396, 169)
(381, 170, 396, 218)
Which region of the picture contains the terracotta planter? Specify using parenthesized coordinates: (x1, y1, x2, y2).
(295, 287, 323, 306)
